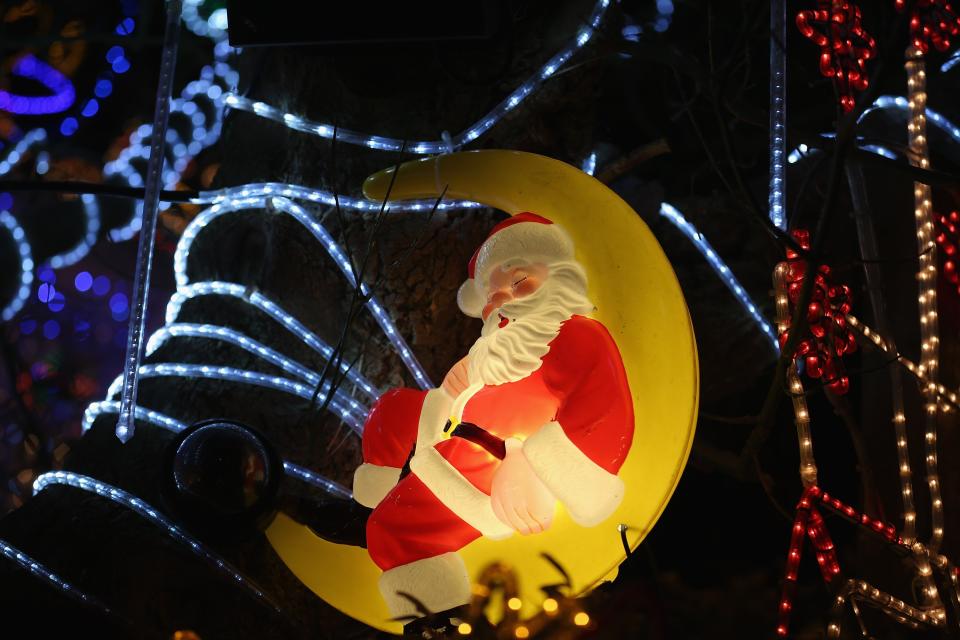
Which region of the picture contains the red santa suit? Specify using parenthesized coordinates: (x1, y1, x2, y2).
(351, 213, 634, 618)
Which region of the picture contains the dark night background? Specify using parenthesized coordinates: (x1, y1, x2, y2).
(0, 0, 959, 638)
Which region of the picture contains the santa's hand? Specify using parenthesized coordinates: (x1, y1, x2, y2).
(491, 438, 555, 535)
(441, 355, 471, 397)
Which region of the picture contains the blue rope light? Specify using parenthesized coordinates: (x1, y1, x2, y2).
(0, 539, 111, 614)
(175, 196, 433, 387)
(45, 194, 100, 269)
(33, 471, 278, 610)
(166, 281, 379, 399)
(221, 0, 611, 154)
(0, 210, 33, 322)
(0, 55, 75, 115)
(82, 401, 352, 498)
(659, 202, 779, 351)
(0, 129, 47, 175)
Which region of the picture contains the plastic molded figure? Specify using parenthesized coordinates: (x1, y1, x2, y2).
(353, 212, 634, 619)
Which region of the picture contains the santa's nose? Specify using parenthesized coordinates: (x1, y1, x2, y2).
(482, 290, 511, 320)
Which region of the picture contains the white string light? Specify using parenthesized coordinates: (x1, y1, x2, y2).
(82, 400, 352, 499)
(221, 0, 610, 154)
(175, 196, 433, 387)
(103, 363, 364, 433)
(145, 322, 366, 415)
(32, 471, 276, 609)
(659, 202, 779, 350)
(905, 47, 945, 556)
(0, 210, 33, 322)
(166, 281, 379, 400)
(0, 538, 111, 614)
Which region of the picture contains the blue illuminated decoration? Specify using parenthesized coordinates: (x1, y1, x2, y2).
(221, 0, 611, 154)
(0, 54, 75, 115)
(659, 202, 778, 351)
(0, 210, 34, 322)
(0, 539, 111, 615)
(581, 152, 597, 176)
(769, 0, 787, 230)
(33, 471, 278, 610)
(45, 195, 100, 269)
(82, 401, 352, 499)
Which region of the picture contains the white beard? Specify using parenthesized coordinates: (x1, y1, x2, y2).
(466, 261, 595, 386)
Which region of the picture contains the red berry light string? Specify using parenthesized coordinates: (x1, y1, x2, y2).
(896, 0, 960, 54)
(779, 229, 858, 397)
(936, 211, 960, 297)
(775, 485, 945, 638)
(796, 0, 878, 112)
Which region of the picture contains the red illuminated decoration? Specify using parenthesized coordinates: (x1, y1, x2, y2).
(896, 0, 960, 53)
(776, 485, 906, 637)
(796, 0, 878, 112)
(779, 230, 857, 395)
(936, 211, 960, 296)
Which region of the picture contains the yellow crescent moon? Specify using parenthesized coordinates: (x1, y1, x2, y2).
(266, 150, 698, 634)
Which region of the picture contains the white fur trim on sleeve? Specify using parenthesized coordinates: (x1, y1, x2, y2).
(416, 388, 453, 450)
(353, 463, 402, 508)
(522, 421, 625, 527)
(378, 552, 471, 619)
(411, 447, 514, 540)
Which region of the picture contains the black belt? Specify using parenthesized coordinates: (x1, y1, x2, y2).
(443, 419, 507, 460)
(398, 419, 507, 481)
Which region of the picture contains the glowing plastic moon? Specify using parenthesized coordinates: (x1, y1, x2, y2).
(267, 150, 698, 634)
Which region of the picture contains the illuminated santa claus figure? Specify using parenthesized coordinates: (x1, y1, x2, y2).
(353, 212, 634, 620)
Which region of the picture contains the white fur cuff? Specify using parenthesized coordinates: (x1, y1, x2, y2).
(523, 421, 625, 527)
(353, 463, 402, 508)
(416, 388, 453, 450)
(411, 447, 514, 540)
(378, 552, 471, 619)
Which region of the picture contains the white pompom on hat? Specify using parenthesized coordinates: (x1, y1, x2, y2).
(457, 212, 575, 318)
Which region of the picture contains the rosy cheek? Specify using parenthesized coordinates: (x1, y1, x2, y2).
(513, 278, 540, 298)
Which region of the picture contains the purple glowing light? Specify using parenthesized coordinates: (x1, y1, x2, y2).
(74, 272, 93, 292)
(42, 320, 60, 340)
(48, 292, 65, 313)
(91, 276, 110, 297)
(0, 54, 76, 115)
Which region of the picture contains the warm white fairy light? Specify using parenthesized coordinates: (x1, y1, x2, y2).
(827, 578, 939, 638)
(32, 471, 275, 608)
(906, 46, 945, 555)
(221, 0, 610, 155)
(81, 400, 352, 498)
(774, 262, 817, 486)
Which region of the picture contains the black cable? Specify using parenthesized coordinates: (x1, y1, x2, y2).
(0, 180, 199, 203)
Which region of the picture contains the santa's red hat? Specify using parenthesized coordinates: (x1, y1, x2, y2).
(457, 212, 575, 318)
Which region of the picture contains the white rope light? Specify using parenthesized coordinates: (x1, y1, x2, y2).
(32, 471, 275, 608)
(769, 0, 787, 230)
(659, 202, 779, 351)
(221, 0, 610, 154)
(0, 538, 111, 614)
(82, 400, 352, 499)
(0, 129, 47, 175)
(175, 196, 432, 387)
(166, 281, 379, 400)
(45, 194, 100, 269)
(145, 322, 367, 415)
(0, 210, 34, 322)
(103, 363, 364, 433)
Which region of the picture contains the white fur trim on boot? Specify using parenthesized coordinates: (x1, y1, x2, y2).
(353, 463, 402, 508)
(410, 447, 514, 539)
(378, 552, 471, 619)
(523, 421, 625, 527)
